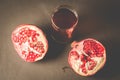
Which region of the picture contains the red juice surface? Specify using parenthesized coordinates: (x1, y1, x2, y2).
(53, 8, 77, 29)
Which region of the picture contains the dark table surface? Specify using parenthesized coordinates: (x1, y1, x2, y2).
(0, 0, 120, 80)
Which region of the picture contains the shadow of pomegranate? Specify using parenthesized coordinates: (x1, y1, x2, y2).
(37, 24, 67, 62)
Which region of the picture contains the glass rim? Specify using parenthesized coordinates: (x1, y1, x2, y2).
(51, 5, 78, 30)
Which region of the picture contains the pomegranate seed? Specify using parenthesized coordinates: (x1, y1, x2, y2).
(30, 30, 36, 36)
(97, 44, 104, 52)
(70, 51, 78, 56)
(26, 52, 36, 62)
(39, 48, 45, 53)
(83, 40, 88, 45)
(23, 37, 27, 43)
(70, 51, 79, 60)
(26, 30, 31, 37)
(20, 37, 24, 42)
(36, 47, 40, 52)
(30, 43, 34, 48)
(33, 46, 37, 50)
(96, 52, 103, 57)
(26, 51, 41, 62)
(19, 35, 27, 42)
(36, 41, 44, 47)
(24, 30, 27, 34)
(87, 57, 91, 61)
(19, 42, 22, 45)
(81, 55, 88, 62)
(80, 54, 84, 61)
(33, 32, 39, 37)
(88, 60, 96, 70)
(36, 33, 40, 36)
(13, 36, 19, 42)
(32, 37, 37, 42)
(82, 67, 87, 74)
(20, 30, 26, 35)
(19, 29, 24, 34)
(18, 36, 21, 42)
(80, 62, 85, 68)
(22, 50, 26, 55)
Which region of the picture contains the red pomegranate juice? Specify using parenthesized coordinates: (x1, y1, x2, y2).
(51, 7, 78, 43)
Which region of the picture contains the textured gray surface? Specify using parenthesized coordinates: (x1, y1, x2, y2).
(0, 0, 120, 80)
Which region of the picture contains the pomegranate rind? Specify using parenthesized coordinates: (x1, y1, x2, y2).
(68, 38, 106, 76)
(11, 24, 48, 62)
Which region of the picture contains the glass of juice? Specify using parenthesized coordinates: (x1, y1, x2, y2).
(51, 5, 78, 43)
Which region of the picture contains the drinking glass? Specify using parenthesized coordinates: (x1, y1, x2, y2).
(51, 5, 78, 43)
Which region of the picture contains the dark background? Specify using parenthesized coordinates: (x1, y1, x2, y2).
(0, 0, 120, 80)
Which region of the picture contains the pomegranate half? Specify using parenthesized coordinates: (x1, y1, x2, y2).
(11, 24, 48, 62)
(68, 38, 106, 76)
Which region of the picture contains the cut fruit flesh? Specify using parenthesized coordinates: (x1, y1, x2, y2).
(68, 38, 106, 76)
(11, 24, 48, 62)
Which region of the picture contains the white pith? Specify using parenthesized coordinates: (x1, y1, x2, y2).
(12, 24, 48, 62)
